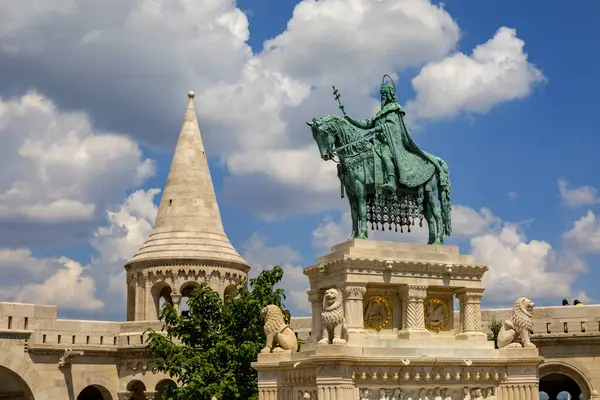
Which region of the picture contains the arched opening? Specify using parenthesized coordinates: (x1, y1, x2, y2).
(540, 391, 549, 400)
(180, 282, 201, 315)
(77, 385, 113, 400)
(155, 379, 177, 400)
(540, 373, 583, 400)
(151, 282, 173, 319)
(126, 380, 147, 400)
(224, 284, 239, 306)
(0, 366, 35, 400)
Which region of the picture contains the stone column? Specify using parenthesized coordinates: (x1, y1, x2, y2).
(135, 273, 146, 321)
(399, 285, 428, 337)
(171, 291, 182, 315)
(144, 276, 152, 320)
(455, 288, 486, 339)
(342, 285, 367, 343)
(307, 289, 324, 344)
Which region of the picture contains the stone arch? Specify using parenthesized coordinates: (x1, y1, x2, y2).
(540, 360, 595, 400)
(155, 379, 177, 400)
(77, 385, 113, 400)
(74, 373, 117, 400)
(0, 351, 59, 400)
(126, 380, 147, 400)
(0, 365, 35, 400)
(180, 281, 202, 314)
(223, 283, 239, 305)
(151, 281, 173, 318)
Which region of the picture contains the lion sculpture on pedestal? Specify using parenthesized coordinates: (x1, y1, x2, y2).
(496, 297, 536, 349)
(260, 304, 298, 353)
(318, 288, 348, 345)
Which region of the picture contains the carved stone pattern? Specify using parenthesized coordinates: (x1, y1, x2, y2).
(407, 285, 428, 301)
(352, 366, 506, 385)
(464, 302, 482, 332)
(343, 286, 367, 300)
(307, 289, 323, 304)
(284, 369, 316, 384)
(358, 387, 499, 400)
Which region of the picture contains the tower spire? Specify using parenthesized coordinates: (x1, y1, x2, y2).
(128, 91, 248, 267)
(124, 92, 249, 320)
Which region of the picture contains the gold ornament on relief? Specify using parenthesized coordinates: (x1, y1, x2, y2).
(363, 295, 392, 330)
(424, 297, 450, 332)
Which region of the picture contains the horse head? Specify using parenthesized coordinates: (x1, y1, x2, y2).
(307, 115, 338, 161)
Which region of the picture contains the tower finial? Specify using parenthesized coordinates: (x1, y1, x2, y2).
(187, 91, 195, 99)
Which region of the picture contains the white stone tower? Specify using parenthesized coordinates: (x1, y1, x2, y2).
(124, 91, 250, 321)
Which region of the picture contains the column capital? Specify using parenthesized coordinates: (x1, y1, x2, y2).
(456, 288, 485, 302)
(171, 291, 182, 305)
(307, 289, 323, 303)
(342, 285, 367, 300)
(405, 284, 428, 301)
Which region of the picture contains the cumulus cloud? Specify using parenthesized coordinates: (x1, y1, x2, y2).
(0, 0, 544, 218)
(407, 27, 546, 120)
(242, 233, 310, 315)
(562, 210, 600, 254)
(0, 92, 154, 227)
(558, 178, 600, 208)
(0, 188, 161, 315)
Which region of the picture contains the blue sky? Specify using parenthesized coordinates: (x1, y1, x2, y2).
(0, 0, 599, 320)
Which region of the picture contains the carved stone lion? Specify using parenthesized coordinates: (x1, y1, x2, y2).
(496, 297, 536, 349)
(318, 288, 348, 345)
(260, 304, 298, 353)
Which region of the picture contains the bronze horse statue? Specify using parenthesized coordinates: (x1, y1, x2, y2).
(307, 114, 451, 244)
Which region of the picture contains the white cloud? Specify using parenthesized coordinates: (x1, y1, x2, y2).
(0, 92, 154, 224)
(562, 210, 600, 254)
(0, 0, 541, 218)
(472, 223, 589, 302)
(0, 188, 161, 313)
(508, 191, 519, 200)
(558, 178, 599, 208)
(407, 27, 546, 120)
(242, 233, 310, 315)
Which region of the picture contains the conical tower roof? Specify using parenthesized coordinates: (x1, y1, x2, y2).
(126, 91, 248, 271)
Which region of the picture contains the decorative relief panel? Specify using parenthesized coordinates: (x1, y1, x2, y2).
(424, 297, 450, 333)
(364, 295, 392, 330)
(358, 386, 497, 400)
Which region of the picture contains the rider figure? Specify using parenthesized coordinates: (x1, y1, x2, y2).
(344, 75, 436, 194)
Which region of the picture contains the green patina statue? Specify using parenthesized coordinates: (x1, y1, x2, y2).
(307, 75, 452, 244)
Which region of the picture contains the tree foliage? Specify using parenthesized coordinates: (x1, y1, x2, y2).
(146, 266, 289, 400)
(487, 315, 503, 349)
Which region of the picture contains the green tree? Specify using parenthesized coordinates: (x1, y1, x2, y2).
(487, 315, 503, 349)
(146, 266, 289, 400)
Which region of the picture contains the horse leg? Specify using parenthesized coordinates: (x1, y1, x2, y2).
(425, 181, 444, 245)
(423, 200, 436, 245)
(355, 180, 368, 239)
(347, 191, 359, 240)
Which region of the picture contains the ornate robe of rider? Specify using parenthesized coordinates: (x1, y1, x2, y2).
(346, 82, 443, 190)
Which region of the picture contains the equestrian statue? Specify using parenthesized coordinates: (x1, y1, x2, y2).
(306, 75, 452, 244)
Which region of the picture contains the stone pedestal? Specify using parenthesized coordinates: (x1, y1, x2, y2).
(253, 240, 544, 400)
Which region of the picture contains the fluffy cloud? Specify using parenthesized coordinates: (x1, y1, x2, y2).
(0, 92, 154, 228)
(242, 233, 310, 315)
(472, 223, 589, 302)
(0, 188, 160, 315)
(407, 27, 546, 120)
(0, 0, 544, 218)
(558, 178, 599, 208)
(562, 210, 600, 254)
(312, 204, 590, 304)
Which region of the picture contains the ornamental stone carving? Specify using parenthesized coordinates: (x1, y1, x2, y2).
(260, 304, 298, 353)
(318, 288, 348, 344)
(497, 297, 536, 349)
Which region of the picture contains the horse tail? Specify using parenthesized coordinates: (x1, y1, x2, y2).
(435, 158, 452, 237)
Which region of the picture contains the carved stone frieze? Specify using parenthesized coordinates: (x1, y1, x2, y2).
(284, 369, 316, 384)
(352, 366, 506, 385)
(358, 386, 498, 400)
(303, 259, 488, 281)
